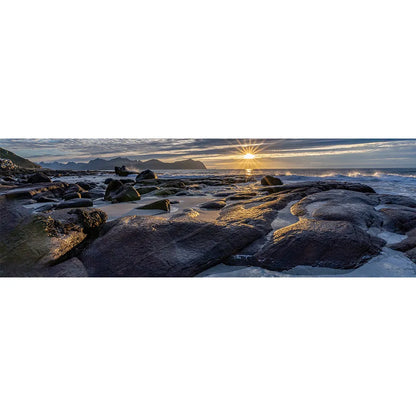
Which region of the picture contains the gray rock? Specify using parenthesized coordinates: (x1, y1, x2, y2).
(263, 181, 376, 195)
(380, 207, 416, 233)
(27, 172, 52, 184)
(389, 237, 416, 252)
(261, 175, 283, 186)
(227, 193, 257, 201)
(104, 180, 141, 203)
(76, 181, 93, 190)
(136, 169, 157, 181)
(254, 219, 385, 271)
(378, 195, 416, 208)
(55, 198, 93, 209)
(200, 200, 227, 210)
(155, 188, 181, 196)
(135, 186, 159, 195)
(137, 199, 170, 212)
(44, 257, 88, 277)
(63, 192, 82, 200)
(2, 182, 67, 200)
(290, 190, 382, 228)
(0, 198, 106, 276)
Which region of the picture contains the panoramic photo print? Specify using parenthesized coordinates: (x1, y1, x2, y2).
(1, 138, 416, 277)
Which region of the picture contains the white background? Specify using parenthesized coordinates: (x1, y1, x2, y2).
(1, 1, 416, 415)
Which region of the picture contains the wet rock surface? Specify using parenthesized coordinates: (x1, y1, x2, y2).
(137, 199, 171, 212)
(0, 196, 107, 276)
(254, 219, 385, 271)
(1, 171, 416, 276)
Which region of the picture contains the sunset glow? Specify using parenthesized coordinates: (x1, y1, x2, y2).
(243, 152, 255, 160)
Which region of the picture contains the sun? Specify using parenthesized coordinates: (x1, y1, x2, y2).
(243, 152, 256, 160)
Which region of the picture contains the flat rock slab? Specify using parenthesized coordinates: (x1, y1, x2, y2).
(254, 219, 385, 271)
(1, 182, 68, 199)
(80, 216, 263, 277)
(262, 181, 376, 195)
(56, 198, 93, 209)
(290, 190, 382, 228)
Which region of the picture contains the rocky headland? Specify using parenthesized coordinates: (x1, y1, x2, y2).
(1, 162, 416, 277)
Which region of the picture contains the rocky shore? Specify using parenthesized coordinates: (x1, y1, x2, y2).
(1, 165, 416, 277)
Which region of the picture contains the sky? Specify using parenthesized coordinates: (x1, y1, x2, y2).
(1, 138, 416, 169)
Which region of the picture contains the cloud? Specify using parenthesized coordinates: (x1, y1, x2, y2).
(0, 138, 415, 168)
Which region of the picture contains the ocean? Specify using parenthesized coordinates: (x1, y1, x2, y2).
(156, 168, 416, 199)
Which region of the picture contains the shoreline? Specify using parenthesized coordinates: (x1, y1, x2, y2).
(1, 168, 416, 277)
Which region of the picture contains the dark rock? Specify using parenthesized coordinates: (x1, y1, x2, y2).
(389, 237, 416, 252)
(76, 181, 93, 190)
(261, 175, 283, 186)
(104, 180, 141, 203)
(137, 199, 171, 212)
(66, 184, 85, 193)
(55, 198, 93, 209)
(175, 191, 189, 196)
(115, 165, 133, 177)
(120, 179, 135, 184)
(378, 195, 416, 208)
(104, 178, 114, 184)
(80, 191, 91, 199)
(33, 191, 60, 203)
(227, 193, 257, 201)
(44, 257, 88, 277)
(406, 247, 416, 263)
(380, 207, 416, 233)
(214, 192, 234, 197)
(68, 208, 108, 234)
(263, 181, 376, 195)
(170, 200, 180, 204)
(88, 189, 105, 199)
(136, 169, 157, 181)
(63, 192, 81, 200)
(155, 188, 181, 196)
(254, 219, 385, 271)
(160, 180, 186, 189)
(200, 200, 227, 210)
(290, 190, 382, 228)
(27, 172, 51, 184)
(2, 182, 68, 200)
(0, 197, 106, 276)
(135, 186, 159, 195)
(80, 216, 262, 276)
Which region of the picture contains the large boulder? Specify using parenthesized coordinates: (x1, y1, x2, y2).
(254, 219, 385, 271)
(137, 199, 171, 212)
(80, 215, 263, 276)
(0, 198, 107, 276)
(104, 180, 140, 203)
(27, 172, 52, 184)
(115, 166, 135, 177)
(261, 175, 283, 186)
(136, 169, 157, 181)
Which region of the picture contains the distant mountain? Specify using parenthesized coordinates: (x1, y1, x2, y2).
(0, 147, 40, 169)
(40, 157, 207, 171)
